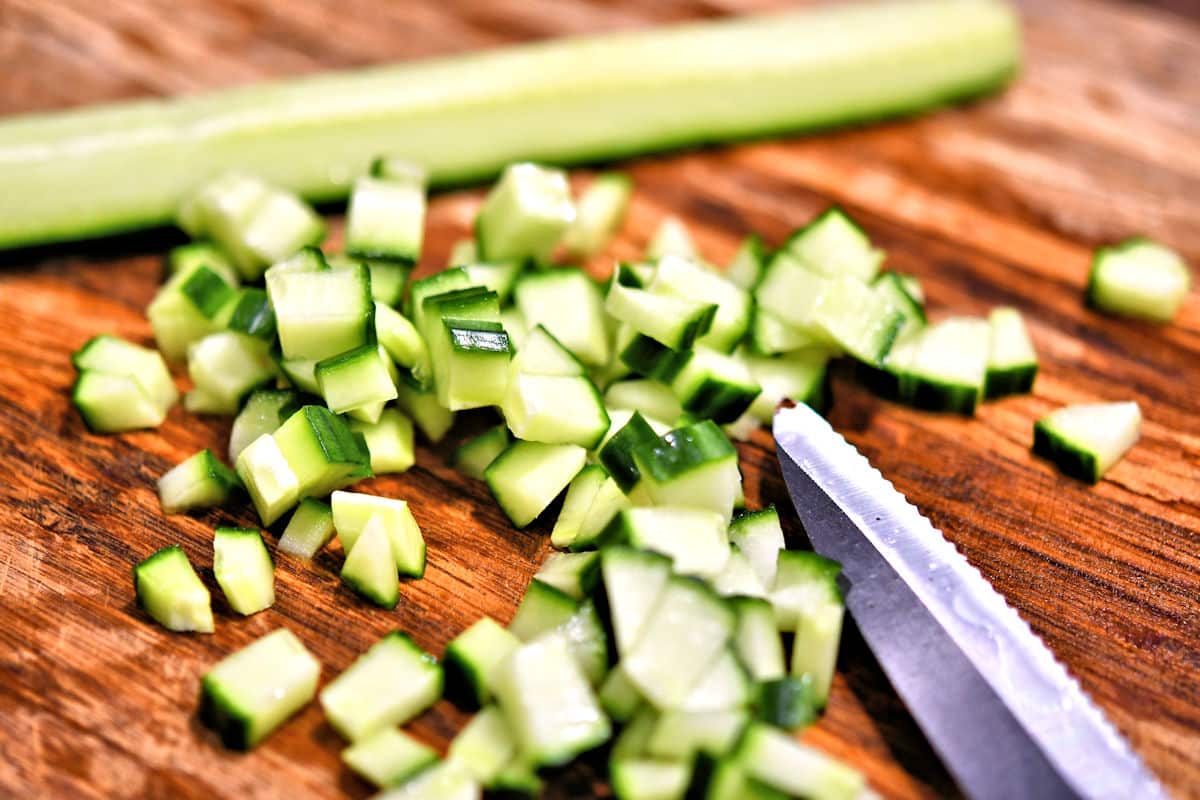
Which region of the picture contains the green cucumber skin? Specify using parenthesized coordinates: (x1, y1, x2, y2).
(984, 363, 1037, 399)
(0, 1, 1018, 250)
(1032, 421, 1100, 484)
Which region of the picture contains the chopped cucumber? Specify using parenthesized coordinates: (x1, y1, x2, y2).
(475, 163, 574, 262)
(779, 207, 883, 282)
(606, 277, 717, 351)
(985, 306, 1038, 398)
(447, 705, 516, 784)
(646, 216, 698, 261)
(279, 357, 322, 395)
(345, 173, 426, 265)
(679, 648, 754, 713)
(550, 464, 609, 550)
(132, 545, 213, 633)
(558, 599, 610, 686)
(167, 241, 240, 287)
(730, 596, 786, 682)
(226, 287, 277, 340)
(376, 761, 480, 799)
(349, 408, 416, 475)
(688, 755, 789, 800)
(444, 617, 521, 709)
(1088, 237, 1191, 323)
(228, 386, 296, 459)
(212, 527, 275, 615)
(147, 268, 237, 362)
(728, 507, 785, 589)
(266, 262, 374, 361)
(396, 374, 456, 443)
(711, 550, 767, 599)
(601, 546, 673, 657)
(72, 334, 177, 412)
(316, 344, 399, 415)
(668, 347, 761, 424)
(646, 709, 748, 761)
(650, 255, 752, 353)
(375, 302, 426, 368)
(570, 472, 631, 552)
(343, 727, 438, 789)
(464, 260, 524, 304)
(485, 441, 587, 528)
(744, 350, 831, 423)
(320, 631, 442, 742)
(604, 379, 683, 425)
(199, 628, 320, 749)
(341, 516, 400, 608)
(452, 424, 511, 480)
(503, 372, 610, 449)
(331, 491, 426, 577)
(184, 331, 276, 415)
(604, 507, 731, 579)
(278, 498, 336, 559)
(490, 632, 610, 767)
(904, 316, 991, 414)
(72, 370, 169, 433)
(599, 667, 645, 723)
(1033, 401, 1141, 483)
(562, 172, 633, 258)
(598, 412, 662, 492)
(610, 759, 692, 800)
(748, 306, 825, 356)
(534, 551, 601, 600)
(434, 319, 512, 411)
(632, 420, 741, 521)
(755, 676, 817, 732)
(514, 269, 610, 367)
(272, 405, 372, 499)
(236, 433, 301, 526)
(509, 579, 579, 642)
(736, 723, 864, 800)
(725, 235, 767, 291)
(510, 324, 586, 377)
(771, 551, 844, 706)
(157, 449, 241, 513)
(448, 238, 478, 267)
(872, 271, 925, 337)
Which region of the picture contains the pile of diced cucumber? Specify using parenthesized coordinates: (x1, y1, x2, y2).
(70, 154, 1175, 797)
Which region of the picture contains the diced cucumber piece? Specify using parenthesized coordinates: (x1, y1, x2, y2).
(534, 551, 601, 600)
(711, 549, 767, 599)
(570, 472, 631, 552)
(725, 235, 767, 291)
(550, 464, 609, 550)
(226, 287, 276, 341)
(632, 420, 740, 521)
(157, 448, 241, 513)
(779, 207, 883, 282)
(872, 271, 925, 338)
(356, 259, 411, 307)
(444, 617, 521, 709)
(736, 723, 864, 800)
(747, 306, 824, 356)
(376, 761, 480, 799)
(601, 546, 673, 658)
(199, 629, 320, 749)
(434, 319, 512, 411)
(73, 334, 178, 411)
(679, 648, 753, 713)
(599, 412, 666, 493)
(316, 344, 399, 415)
(406, 267, 475, 332)
(147, 271, 231, 361)
(342, 516, 400, 608)
(448, 238, 478, 267)
(485, 441, 587, 528)
(610, 759, 691, 800)
(279, 357, 322, 395)
(185, 331, 276, 415)
(755, 676, 817, 732)
(346, 400, 387, 426)
(650, 255, 752, 353)
(611, 705, 659, 761)
(491, 632, 611, 767)
(267, 246, 330, 277)
(688, 755, 789, 800)
(985, 306, 1038, 398)
(618, 334, 695, 384)
(514, 269, 610, 366)
(273, 405, 372, 499)
(669, 347, 761, 424)
(509, 579, 580, 642)
(457, 263, 520, 308)
(728, 508, 785, 589)
(452, 424, 511, 480)
(331, 491, 426, 577)
(396, 374, 456, 443)
(562, 172, 632, 258)
(1088, 237, 1190, 323)
(349, 408, 415, 475)
(503, 373, 609, 449)
(646, 216, 698, 262)
(559, 599, 611, 686)
(606, 277, 717, 351)
(278, 498, 335, 559)
(646, 709, 748, 761)
(375, 302, 426, 369)
(133, 545, 213, 633)
(343, 727, 438, 789)
(212, 526, 275, 615)
(267, 262, 374, 361)
(321, 631, 442, 742)
(236, 433, 301, 526)
(72, 370, 168, 433)
(907, 316, 991, 414)
(508, 325, 582, 379)
(731, 596, 785, 682)
(603, 507, 730, 579)
(622, 577, 735, 709)
(475, 163, 575, 262)
(447, 705, 516, 784)
(604, 379, 683, 425)
(167, 241, 240, 287)
(771, 551, 843, 706)
(598, 667, 643, 724)
(744, 350, 831, 423)
(345, 175, 426, 265)
(1033, 401, 1141, 483)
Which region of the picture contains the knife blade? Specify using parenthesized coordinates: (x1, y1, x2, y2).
(773, 403, 1165, 800)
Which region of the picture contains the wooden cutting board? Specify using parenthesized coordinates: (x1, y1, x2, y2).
(1, 1, 1198, 797)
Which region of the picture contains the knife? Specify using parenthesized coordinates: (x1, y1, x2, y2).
(772, 404, 1166, 800)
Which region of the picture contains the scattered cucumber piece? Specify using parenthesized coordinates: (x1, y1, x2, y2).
(349, 408, 416, 475)
(331, 490, 426, 577)
(342, 727, 438, 789)
(235, 432, 301, 526)
(377, 761, 480, 799)
(668, 347, 762, 424)
(646, 216, 698, 261)
(755, 676, 817, 732)
(184, 331, 276, 415)
(447, 238, 478, 267)
(601, 546, 673, 657)
(735, 723, 864, 800)
(72, 334, 178, 412)
(606, 277, 717, 352)
(475, 163, 574, 263)
(550, 465, 609, 549)
(632, 420, 741, 521)
(603, 507, 730, 580)
(133, 545, 213, 633)
(598, 412, 662, 493)
(650, 255, 752, 353)
(645, 709, 748, 761)
(444, 617, 521, 710)
(316, 344, 399, 416)
(229, 389, 299, 463)
(396, 373, 456, 443)
(509, 580, 579, 642)
(272, 404, 372, 499)
(728, 507, 785, 589)
(452, 424, 511, 480)
(744, 350, 831, 423)
(503, 372, 610, 449)
(341, 516, 400, 609)
(1088, 238, 1191, 323)
(375, 302, 426, 368)
(213, 526, 275, 615)
(904, 316, 991, 414)
(166, 241, 240, 287)
(604, 379, 683, 425)
(771, 551, 844, 706)
(157, 449, 241, 514)
(278, 498, 336, 559)
(985, 306, 1038, 399)
(561, 172, 633, 258)
(533, 551, 601, 600)
(730, 596, 786, 682)
(678, 647, 754, 713)
(779, 207, 884, 282)
(345, 172, 426, 265)
(266, 261, 374, 361)
(72, 370, 169, 433)
(725, 234, 767, 291)
(610, 759, 692, 800)
(485, 441, 587, 528)
(710, 549, 768, 599)
(514, 268, 610, 366)
(226, 287, 277, 341)
(447, 705, 517, 785)
(1033, 401, 1141, 483)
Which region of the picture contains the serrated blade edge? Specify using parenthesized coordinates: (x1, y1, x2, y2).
(774, 404, 1165, 800)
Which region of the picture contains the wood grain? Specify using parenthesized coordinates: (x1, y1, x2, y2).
(1, 1, 1198, 798)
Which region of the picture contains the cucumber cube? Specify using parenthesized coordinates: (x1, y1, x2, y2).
(235, 432, 301, 526)
(476, 162, 574, 262)
(157, 448, 241, 513)
(213, 527, 275, 615)
(331, 491, 426, 578)
(349, 408, 416, 475)
(133, 545, 213, 633)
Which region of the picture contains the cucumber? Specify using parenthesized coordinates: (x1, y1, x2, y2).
(349, 408, 416, 475)
(503, 372, 610, 449)
(606, 277, 717, 351)
(650, 255, 752, 353)
(569, 472, 631, 552)
(226, 287, 277, 341)
(464, 260, 524, 304)
(320, 631, 443, 742)
(646, 709, 748, 761)
(646, 216, 698, 262)
(132, 545, 213, 633)
(331, 491, 426, 577)
(444, 617, 521, 709)
(341, 516, 400, 608)
(434, 320, 512, 411)
(985, 306, 1038, 398)
(604, 507, 731, 580)
(601, 546, 673, 657)
(550, 464, 609, 550)
(375, 303, 425, 370)
(0, 0, 1019, 251)
(267, 246, 330, 276)
(1033, 401, 1142, 483)
(562, 172, 633, 258)
(747, 307, 824, 356)
(598, 412, 662, 492)
(485, 441, 587, 528)
(316, 344, 399, 415)
(679, 648, 754, 713)
(872, 271, 925, 337)
(632, 420, 741, 521)
(235, 432, 301, 526)
(743, 350, 831, 423)
(778, 207, 883, 282)
(509, 580, 579, 642)
(755, 676, 817, 732)
(618, 334, 694, 385)
(610, 759, 691, 800)
(735, 723, 864, 800)
(1088, 237, 1191, 323)
(157, 449, 241, 513)
(711, 550, 767, 599)
(668, 347, 761, 424)
(345, 171, 426, 265)
(396, 373, 456, 443)
(604, 379, 683, 425)
(212, 526, 275, 615)
(687, 755, 788, 800)
(728, 508, 785, 589)
(272, 405, 373, 499)
(514, 269, 610, 367)
(475, 163, 575, 262)
(199, 628, 321, 749)
(490, 632, 611, 767)
(342, 727, 438, 789)
(771, 551, 844, 706)
(558, 599, 611, 686)
(725, 235, 767, 292)
(184, 331, 277, 415)
(382, 761, 481, 799)
(278, 498, 336, 559)
(730, 596, 786, 682)
(448, 238, 478, 267)
(147, 269, 237, 363)
(72, 370, 170, 433)
(166, 242, 240, 287)
(510, 324, 586, 377)
(406, 267, 475, 332)
(279, 358, 322, 395)
(533, 551, 601, 600)
(452, 424, 511, 480)
(447, 705, 516, 785)
(72, 334, 178, 412)
(906, 316, 991, 414)
(599, 667, 644, 723)
(266, 262, 374, 362)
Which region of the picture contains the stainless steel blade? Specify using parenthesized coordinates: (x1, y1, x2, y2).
(773, 404, 1165, 800)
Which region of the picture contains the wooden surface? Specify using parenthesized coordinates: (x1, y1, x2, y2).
(2, 1, 1199, 798)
